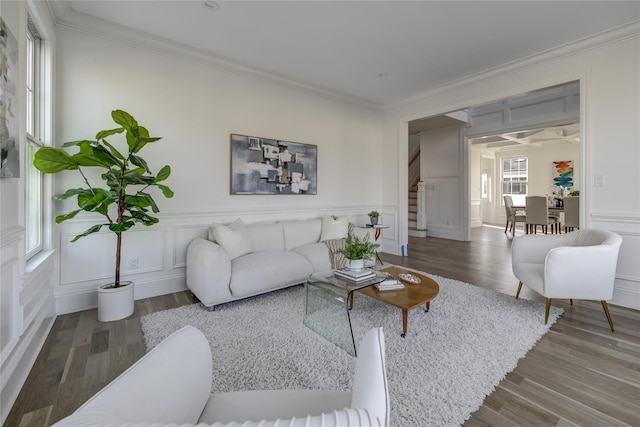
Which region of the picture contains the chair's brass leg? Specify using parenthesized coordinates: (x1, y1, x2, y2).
(515, 281, 523, 299)
(544, 298, 552, 324)
(601, 301, 615, 332)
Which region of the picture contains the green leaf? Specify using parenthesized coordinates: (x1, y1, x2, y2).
(109, 221, 135, 233)
(62, 139, 95, 148)
(130, 210, 159, 225)
(95, 128, 124, 140)
(55, 210, 81, 223)
(124, 193, 152, 208)
(54, 188, 87, 200)
(124, 167, 146, 175)
(91, 145, 121, 168)
(154, 165, 171, 182)
(136, 192, 159, 213)
(102, 140, 126, 160)
(130, 155, 150, 173)
(111, 110, 137, 130)
(122, 173, 154, 185)
(157, 184, 174, 198)
(77, 189, 112, 212)
(71, 152, 111, 168)
(33, 147, 78, 173)
(71, 224, 106, 242)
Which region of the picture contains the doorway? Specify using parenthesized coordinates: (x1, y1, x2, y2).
(407, 81, 581, 242)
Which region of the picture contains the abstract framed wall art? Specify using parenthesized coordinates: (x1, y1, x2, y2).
(553, 160, 573, 188)
(0, 17, 20, 178)
(230, 134, 317, 195)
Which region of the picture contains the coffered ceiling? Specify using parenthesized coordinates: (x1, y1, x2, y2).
(48, 1, 640, 107)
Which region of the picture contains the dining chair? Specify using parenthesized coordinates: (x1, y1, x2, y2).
(503, 195, 526, 234)
(563, 196, 580, 232)
(525, 196, 561, 234)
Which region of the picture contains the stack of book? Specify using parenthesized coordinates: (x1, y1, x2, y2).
(375, 278, 405, 291)
(334, 268, 376, 282)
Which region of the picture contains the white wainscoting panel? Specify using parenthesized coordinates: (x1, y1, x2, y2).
(1, 227, 55, 425)
(173, 224, 209, 268)
(60, 228, 164, 284)
(591, 213, 640, 310)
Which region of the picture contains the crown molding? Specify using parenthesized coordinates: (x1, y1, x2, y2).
(384, 20, 640, 111)
(47, 1, 382, 111)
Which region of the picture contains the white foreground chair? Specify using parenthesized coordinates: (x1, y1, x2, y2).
(52, 325, 389, 427)
(512, 229, 622, 331)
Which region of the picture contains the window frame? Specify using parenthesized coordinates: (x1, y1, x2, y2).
(501, 156, 528, 206)
(25, 14, 49, 260)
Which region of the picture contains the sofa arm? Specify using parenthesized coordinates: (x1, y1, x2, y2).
(51, 326, 213, 427)
(187, 238, 232, 307)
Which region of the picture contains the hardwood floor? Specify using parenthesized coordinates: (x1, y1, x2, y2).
(6, 226, 640, 426)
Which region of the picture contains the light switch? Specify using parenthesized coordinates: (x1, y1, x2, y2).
(594, 175, 605, 186)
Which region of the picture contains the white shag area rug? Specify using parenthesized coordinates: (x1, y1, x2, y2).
(141, 265, 562, 427)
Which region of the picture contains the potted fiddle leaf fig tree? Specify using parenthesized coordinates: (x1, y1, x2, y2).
(34, 109, 173, 322)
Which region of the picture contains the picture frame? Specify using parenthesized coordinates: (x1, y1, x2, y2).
(230, 133, 317, 195)
(0, 17, 20, 178)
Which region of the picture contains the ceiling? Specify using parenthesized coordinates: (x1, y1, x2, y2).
(49, 1, 640, 107)
(469, 122, 581, 151)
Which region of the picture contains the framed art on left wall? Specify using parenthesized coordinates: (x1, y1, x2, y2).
(230, 133, 317, 195)
(0, 17, 20, 178)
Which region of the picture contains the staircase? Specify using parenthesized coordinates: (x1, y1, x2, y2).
(409, 180, 427, 237)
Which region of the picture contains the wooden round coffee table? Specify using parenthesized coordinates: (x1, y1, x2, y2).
(356, 266, 440, 337)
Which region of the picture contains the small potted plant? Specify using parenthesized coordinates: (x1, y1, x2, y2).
(337, 232, 380, 270)
(368, 210, 380, 226)
(33, 110, 173, 322)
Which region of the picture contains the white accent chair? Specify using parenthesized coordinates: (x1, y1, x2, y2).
(512, 229, 622, 331)
(52, 326, 389, 427)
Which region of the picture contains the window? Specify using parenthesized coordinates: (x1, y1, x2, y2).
(481, 173, 489, 199)
(25, 15, 47, 259)
(502, 157, 528, 206)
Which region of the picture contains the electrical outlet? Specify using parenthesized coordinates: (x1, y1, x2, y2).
(128, 257, 138, 269)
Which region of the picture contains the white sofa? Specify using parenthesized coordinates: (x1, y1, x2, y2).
(187, 216, 374, 308)
(52, 325, 390, 427)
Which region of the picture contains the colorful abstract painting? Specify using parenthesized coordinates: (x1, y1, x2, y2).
(553, 160, 573, 188)
(0, 17, 19, 178)
(230, 134, 317, 195)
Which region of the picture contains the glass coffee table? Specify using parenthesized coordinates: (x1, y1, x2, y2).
(304, 269, 387, 356)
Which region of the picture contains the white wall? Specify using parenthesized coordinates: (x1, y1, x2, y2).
(53, 25, 387, 313)
(0, 1, 57, 423)
(420, 124, 467, 240)
(382, 24, 640, 309)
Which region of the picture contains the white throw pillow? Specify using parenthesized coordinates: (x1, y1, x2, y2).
(320, 215, 349, 241)
(211, 219, 253, 260)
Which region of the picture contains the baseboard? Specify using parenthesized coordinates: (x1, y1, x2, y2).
(55, 274, 188, 315)
(611, 276, 640, 310)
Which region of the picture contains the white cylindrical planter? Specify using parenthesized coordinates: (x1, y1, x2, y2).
(347, 259, 365, 271)
(97, 281, 134, 322)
